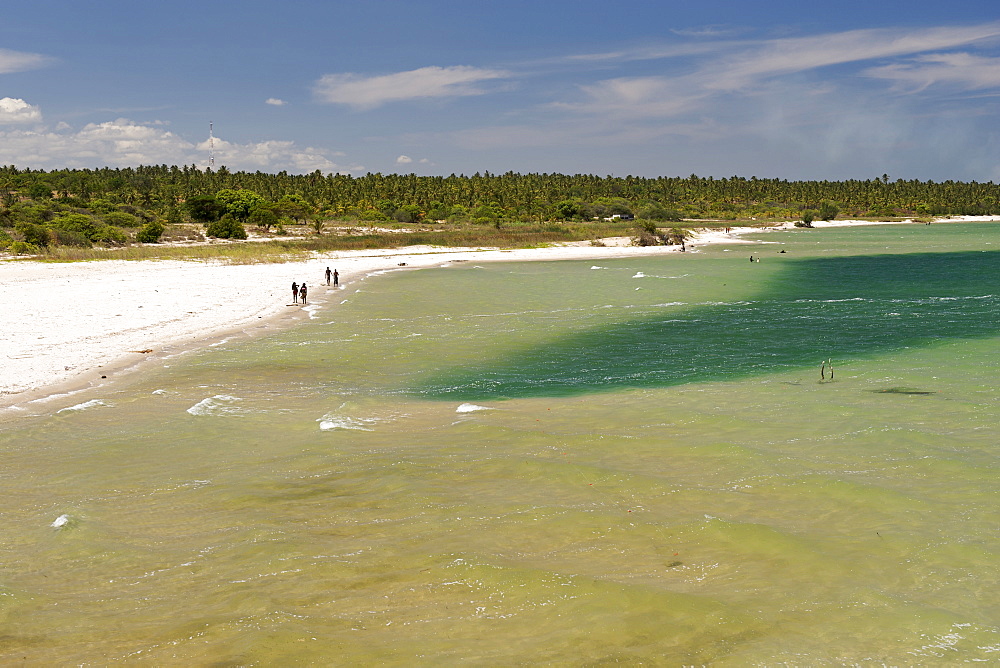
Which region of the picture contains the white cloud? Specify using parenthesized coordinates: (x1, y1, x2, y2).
(552, 22, 1000, 122)
(865, 53, 1000, 93)
(544, 41, 725, 66)
(700, 23, 1000, 92)
(265, 98, 287, 106)
(313, 65, 511, 109)
(395, 155, 413, 164)
(401, 21, 1000, 180)
(0, 97, 42, 124)
(551, 76, 705, 118)
(447, 118, 710, 151)
(0, 117, 357, 174)
(200, 136, 349, 173)
(669, 25, 746, 39)
(0, 47, 52, 74)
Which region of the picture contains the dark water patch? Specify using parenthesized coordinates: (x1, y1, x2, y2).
(412, 251, 1000, 400)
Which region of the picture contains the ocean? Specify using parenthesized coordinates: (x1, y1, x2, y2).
(1, 222, 997, 664)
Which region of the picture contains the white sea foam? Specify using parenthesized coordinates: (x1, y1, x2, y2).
(456, 403, 492, 413)
(632, 272, 646, 278)
(186, 395, 243, 416)
(57, 399, 107, 413)
(318, 414, 379, 431)
(591, 266, 605, 270)
(51, 514, 70, 528)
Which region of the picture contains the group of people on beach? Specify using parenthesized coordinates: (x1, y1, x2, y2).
(291, 281, 307, 304)
(291, 267, 339, 305)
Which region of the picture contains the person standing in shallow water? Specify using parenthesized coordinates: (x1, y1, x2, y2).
(292, 281, 299, 304)
(333, 269, 339, 287)
(325, 267, 332, 285)
(300, 283, 307, 305)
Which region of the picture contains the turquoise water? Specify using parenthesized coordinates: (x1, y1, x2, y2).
(413, 250, 1000, 398)
(1, 223, 998, 664)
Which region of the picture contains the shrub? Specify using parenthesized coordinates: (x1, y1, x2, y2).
(102, 211, 141, 227)
(392, 205, 421, 223)
(796, 210, 817, 228)
(205, 215, 248, 239)
(51, 213, 100, 239)
(665, 227, 690, 248)
(15, 221, 50, 247)
(819, 201, 839, 221)
(165, 206, 185, 226)
(87, 198, 118, 214)
(27, 183, 53, 200)
(555, 199, 581, 220)
(216, 188, 265, 221)
(90, 225, 129, 246)
(358, 208, 392, 222)
(135, 220, 166, 243)
(636, 202, 683, 222)
(446, 205, 470, 223)
(10, 241, 40, 255)
(425, 201, 450, 220)
(248, 206, 279, 231)
(49, 228, 93, 247)
(633, 220, 662, 246)
(187, 194, 225, 222)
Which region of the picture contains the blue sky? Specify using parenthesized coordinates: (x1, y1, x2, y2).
(1, 1, 999, 181)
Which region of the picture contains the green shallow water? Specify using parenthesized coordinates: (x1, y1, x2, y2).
(1, 223, 998, 664)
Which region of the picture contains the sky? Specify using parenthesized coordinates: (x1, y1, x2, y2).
(1, 0, 999, 181)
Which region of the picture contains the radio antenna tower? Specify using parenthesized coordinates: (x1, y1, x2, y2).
(209, 121, 215, 168)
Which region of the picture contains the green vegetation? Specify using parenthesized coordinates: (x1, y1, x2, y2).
(1, 164, 998, 260)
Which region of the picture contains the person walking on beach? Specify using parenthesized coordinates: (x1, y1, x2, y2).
(333, 269, 339, 287)
(300, 282, 307, 305)
(292, 281, 299, 304)
(325, 267, 332, 285)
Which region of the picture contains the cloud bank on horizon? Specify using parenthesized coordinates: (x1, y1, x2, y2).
(1, 3, 998, 181)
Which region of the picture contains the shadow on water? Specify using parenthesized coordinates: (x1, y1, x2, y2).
(411, 251, 1000, 400)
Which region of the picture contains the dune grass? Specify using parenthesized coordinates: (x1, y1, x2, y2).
(24, 221, 641, 264)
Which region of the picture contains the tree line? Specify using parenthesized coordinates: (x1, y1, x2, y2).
(2, 164, 998, 252)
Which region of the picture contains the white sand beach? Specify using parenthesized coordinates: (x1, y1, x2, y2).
(0, 238, 698, 414)
(2, 217, 995, 415)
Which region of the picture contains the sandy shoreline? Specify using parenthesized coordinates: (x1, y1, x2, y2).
(0, 240, 699, 416)
(2, 217, 996, 416)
